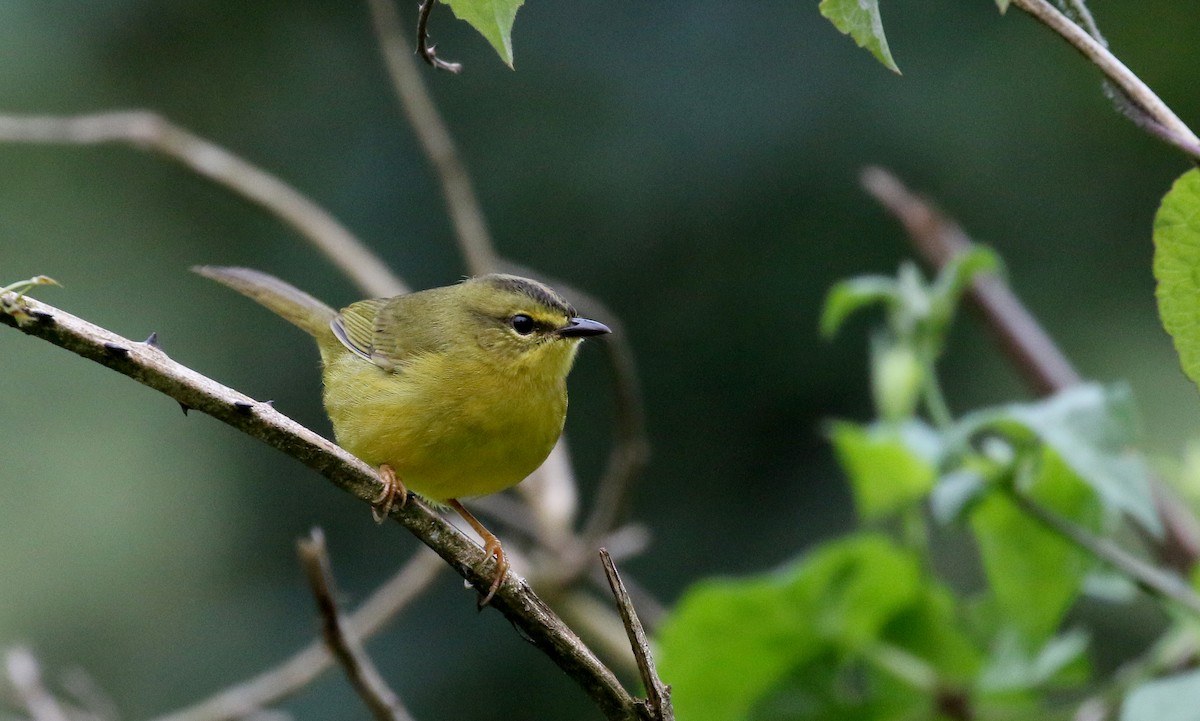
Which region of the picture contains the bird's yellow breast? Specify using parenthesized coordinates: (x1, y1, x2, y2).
(320, 346, 570, 504)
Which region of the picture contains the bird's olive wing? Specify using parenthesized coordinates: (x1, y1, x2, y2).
(332, 291, 452, 372)
(331, 298, 387, 364)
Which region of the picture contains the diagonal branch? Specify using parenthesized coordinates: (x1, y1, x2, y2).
(600, 550, 673, 721)
(1009, 0, 1200, 162)
(0, 111, 406, 298)
(298, 529, 414, 721)
(147, 550, 443, 721)
(0, 292, 640, 721)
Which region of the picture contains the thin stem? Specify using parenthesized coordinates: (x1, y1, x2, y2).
(599, 549, 674, 721)
(367, 0, 495, 274)
(0, 112, 406, 298)
(1009, 491, 1200, 616)
(297, 529, 414, 721)
(1010, 0, 1200, 162)
(414, 0, 463, 73)
(0, 294, 640, 721)
(147, 550, 442, 721)
(919, 353, 955, 432)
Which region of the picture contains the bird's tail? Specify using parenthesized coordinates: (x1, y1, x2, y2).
(193, 265, 336, 339)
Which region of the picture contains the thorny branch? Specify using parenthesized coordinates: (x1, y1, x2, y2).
(0, 293, 641, 721)
(414, 0, 462, 74)
(297, 529, 414, 721)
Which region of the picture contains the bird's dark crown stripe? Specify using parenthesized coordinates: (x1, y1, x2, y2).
(482, 275, 575, 317)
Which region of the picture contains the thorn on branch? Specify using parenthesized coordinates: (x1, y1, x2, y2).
(143, 331, 160, 348)
(416, 0, 463, 74)
(232, 400, 255, 415)
(178, 401, 191, 416)
(102, 342, 130, 359)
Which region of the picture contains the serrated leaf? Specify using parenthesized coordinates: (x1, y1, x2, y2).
(820, 275, 898, 338)
(819, 0, 900, 73)
(1121, 669, 1200, 721)
(441, 0, 524, 67)
(1154, 169, 1200, 395)
(830, 420, 939, 520)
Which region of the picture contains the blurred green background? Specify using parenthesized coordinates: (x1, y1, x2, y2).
(3, 1, 1200, 718)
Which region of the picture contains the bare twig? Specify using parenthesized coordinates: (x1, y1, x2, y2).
(149, 550, 442, 721)
(0, 112, 406, 298)
(298, 529, 414, 721)
(368, 0, 492, 272)
(599, 549, 674, 721)
(1009, 0, 1200, 162)
(414, 0, 462, 74)
(0, 294, 640, 721)
(1009, 491, 1200, 616)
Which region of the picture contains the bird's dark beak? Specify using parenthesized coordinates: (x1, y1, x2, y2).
(557, 317, 611, 338)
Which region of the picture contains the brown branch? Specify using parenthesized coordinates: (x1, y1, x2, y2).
(415, 0, 462, 74)
(148, 550, 442, 721)
(861, 166, 1200, 570)
(0, 293, 640, 721)
(297, 529, 414, 721)
(600, 550, 674, 721)
(0, 112, 406, 298)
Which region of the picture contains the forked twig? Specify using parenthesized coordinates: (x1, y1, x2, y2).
(297, 529, 414, 721)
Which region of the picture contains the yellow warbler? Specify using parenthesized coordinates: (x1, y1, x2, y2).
(195, 266, 610, 603)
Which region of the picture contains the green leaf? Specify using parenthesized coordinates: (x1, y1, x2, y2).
(1121, 668, 1200, 721)
(820, 275, 898, 338)
(830, 420, 939, 520)
(657, 535, 925, 721)
(1154, 169, 1200, 395)
(958, 383, 1160, 536)
(819, 0, 900, 74)
(440, 0, 524, 67)
(970, 449, 1097, 642)
(930, 245, 1003, 324)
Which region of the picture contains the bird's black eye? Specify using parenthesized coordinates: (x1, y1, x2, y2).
(510, 314, 535, 335)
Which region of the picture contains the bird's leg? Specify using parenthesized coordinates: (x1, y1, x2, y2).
(370, 463, 408, 523)
(447, 499, 508, 607)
